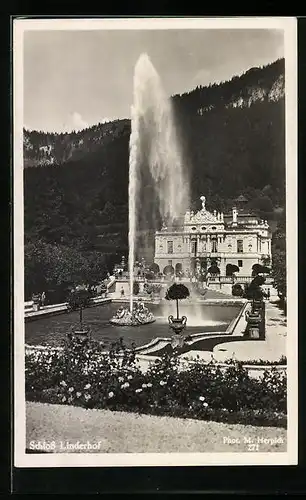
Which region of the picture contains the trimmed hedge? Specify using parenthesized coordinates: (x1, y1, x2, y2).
(25, 338, 287, 428)
(223, 355, 287, 366)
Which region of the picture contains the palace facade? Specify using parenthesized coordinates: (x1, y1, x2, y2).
(154, 196, 272, 278)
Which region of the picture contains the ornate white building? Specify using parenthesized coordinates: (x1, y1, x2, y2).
(154, 196, 272, 278)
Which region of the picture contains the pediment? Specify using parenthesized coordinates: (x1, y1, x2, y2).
(186, 209, 220, 225)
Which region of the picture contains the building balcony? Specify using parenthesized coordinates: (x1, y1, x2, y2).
(194, 252, 271, 259)
(154, 252, 191, 259)
(154, 251, 271, 260)
(207, 275, 235, 284)
(207, 275, 274, 285)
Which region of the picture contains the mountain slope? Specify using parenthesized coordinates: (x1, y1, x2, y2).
(24, 58, 285, 262)
(24, 119, 130, 168)
(173, 58, 284, 114)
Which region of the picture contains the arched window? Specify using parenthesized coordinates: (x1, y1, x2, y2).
(211, 226, 216, 230)
(163, 264, 174, 276)
(211, 238, 218, 253)
(167, 241, 173, 254)
(201, 226, 206, 231)
(175, 263, 183, 275)
(191, 227, 196, 231)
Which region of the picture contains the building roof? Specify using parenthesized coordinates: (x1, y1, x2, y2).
(224, 212, 257, 218)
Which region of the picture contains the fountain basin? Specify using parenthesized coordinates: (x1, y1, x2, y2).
(25, 302, 242, 349)
(110, 317, 156, 326)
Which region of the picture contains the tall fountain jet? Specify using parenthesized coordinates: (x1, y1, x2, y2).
(128, 53, 190, 312)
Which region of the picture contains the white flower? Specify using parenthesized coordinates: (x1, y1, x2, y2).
(84, 383, 91, 390)
(159, 380, 167, 386)
(60, 381, 67, 387)
(142, 383, 147, 388)
(203, 402, 208, 407)
(147, 383, 152, 388)
(199, 396, 205, 401)
(121, 382, 130, 389)
(76, 392, 82, 398)
(84, 394, 91, 401)
(135, 388, 142, 393)
(108, 391, 114, 398)
(68, 387, 74, 393)
(127, 375, 133, 380)
(62, 396, 66, 402)
(118, 377, 124, 383)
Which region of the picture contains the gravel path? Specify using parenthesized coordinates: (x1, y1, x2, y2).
(27, 402, 286, 454)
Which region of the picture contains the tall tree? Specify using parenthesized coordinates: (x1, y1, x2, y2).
(271, 211, 286, 300)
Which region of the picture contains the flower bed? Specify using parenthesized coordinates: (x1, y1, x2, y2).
(25, 338, 287, 428)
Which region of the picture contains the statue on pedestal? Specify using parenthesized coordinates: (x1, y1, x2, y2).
(200, 195, 206, 211)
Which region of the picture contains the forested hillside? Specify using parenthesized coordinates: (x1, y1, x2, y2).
(24, 58, 286, 300)
(24, 119, 130, 168)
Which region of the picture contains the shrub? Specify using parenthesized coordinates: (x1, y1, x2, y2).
(244, 276, 266, 301)
(67, 289, 92, 311)
(165, 283, 190, 319)
(252, 264, 270, 276)
(149, 263, 160, 274)
(232, 284, 244, 297)
(226, 264, 239, 276)
(144, 283, 153, 295)
(153, 284, 162, 295)
(25, 339, 287, 427)
(144, 271, 154, 281)
(133, 282, 140, 295)
(144, 283, 162, 297)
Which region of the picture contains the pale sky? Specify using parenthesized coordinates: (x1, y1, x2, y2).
(23, 29, 284, 133)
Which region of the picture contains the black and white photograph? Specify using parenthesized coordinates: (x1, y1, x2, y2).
(13, 17, 297, 467)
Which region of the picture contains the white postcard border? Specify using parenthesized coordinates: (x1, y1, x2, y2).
(13, 16, 298, 468)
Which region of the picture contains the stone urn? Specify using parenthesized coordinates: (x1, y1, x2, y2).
(74, 325, 90, 338)
(168, 315, 187, 335)
(32, 294, 41, 312)
(67, 306, 91, 342)
(245, 310, 261, 339)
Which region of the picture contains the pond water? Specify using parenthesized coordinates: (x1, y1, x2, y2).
(25, 302, 241, 349)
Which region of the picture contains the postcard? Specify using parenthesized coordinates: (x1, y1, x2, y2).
(13, 16, 298, 468)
